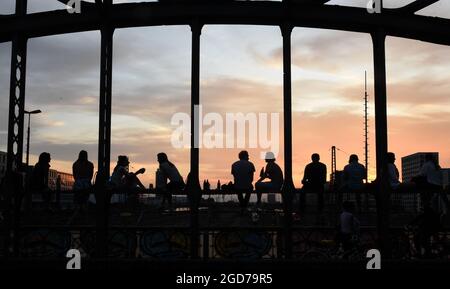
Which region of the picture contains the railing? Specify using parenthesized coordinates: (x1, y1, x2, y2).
(43, 186, 440, 213)
(1, 185, 449, 262)
(7, 226, 450, 261)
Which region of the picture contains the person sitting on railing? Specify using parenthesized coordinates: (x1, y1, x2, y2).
(231, 150, 255, 212)
(340, 154, 366, 211)
(157, 152, 185, 210)
(72, 150, 94, 208)
(300, 153, 327, 212)
(386, 152, 401, 190)
(384, 152, 419, 210)
(412, 153, 448, 211)
(255, 152, 283, 206)
(30, 152, 53, 211)
(386, 152, 448, 212)
(109, 155, 146, 204)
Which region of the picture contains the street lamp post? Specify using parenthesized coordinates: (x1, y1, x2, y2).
(23, 109, 41, 211)
(24, 109, 42, 168)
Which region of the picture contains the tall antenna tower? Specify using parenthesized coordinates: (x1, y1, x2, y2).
(364, 71, 369, 183)
(331, 146, 337, 188)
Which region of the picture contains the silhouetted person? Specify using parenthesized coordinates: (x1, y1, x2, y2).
(255, 152, 283, 205)
(336, 201, 360, 252)
(231, 150, 255, 211)
(383, 152, 426, 212)
(417, 154, 441, 188)
(157, 152, 184, 209)
(341, 154, 366, 210)
(301, 153, 327, 212)
(30, 152, 52, 211)
(72, 150, 94, 206)
(1, 168, 25, 219)
(409, 205, 442, 258)
(386, 152, 401, 189)
(109, 155, 146, 203)
(413, 153, 448, 210)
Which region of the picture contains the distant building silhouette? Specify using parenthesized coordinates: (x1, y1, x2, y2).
(401, 152, 439, 182)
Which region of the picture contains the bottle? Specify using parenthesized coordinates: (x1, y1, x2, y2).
(260, 167, 265, 178)
(217, 180, 221, 190)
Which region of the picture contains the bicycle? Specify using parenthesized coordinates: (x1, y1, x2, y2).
(395, 215, 450, 260)
(300, 237, 367, 262)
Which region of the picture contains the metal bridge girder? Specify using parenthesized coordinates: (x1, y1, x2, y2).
(6, 1, 28, 174)
(97, 27, 114, 179)
(1, 1, 450, 46)
(399, 0, 440, 14)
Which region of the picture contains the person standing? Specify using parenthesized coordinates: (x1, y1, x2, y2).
(72, 150, 94, 206)
(30, 152, 52, 211)
(337, 201, 360, 252)
(301, 153, 327, 212)
(231, 150, 256, 211)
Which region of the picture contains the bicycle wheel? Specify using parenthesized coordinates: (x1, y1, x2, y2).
(301, 249, 329, 261)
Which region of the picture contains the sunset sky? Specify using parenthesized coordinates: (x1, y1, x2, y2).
(0, 0, 449, 187)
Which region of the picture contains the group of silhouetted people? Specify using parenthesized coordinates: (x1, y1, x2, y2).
(24, 150, 184, 210)
(24, 149, 449, 215)
(3, 148, 448, 258)
(231, 151, 284, 211)
(299, 152, 366, 213)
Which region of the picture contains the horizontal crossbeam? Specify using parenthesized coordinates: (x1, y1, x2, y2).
(0, 1, 449, 46)
(398, 0, 440, 14)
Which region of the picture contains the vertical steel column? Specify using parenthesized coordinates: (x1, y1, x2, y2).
(188, 21, 203, 259)
(4, 0, 28, 259)
(98, 27, 113, 179)
(371, 28, 391, 256)
(190, 22, 201, 181)
(372, 31, 388, 181)
(7, 0, 27, 174)
(96, 0, 114, 259)
(281, 24, 294, 259)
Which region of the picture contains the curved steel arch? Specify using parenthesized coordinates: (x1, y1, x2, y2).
(1, 1, 450, 45)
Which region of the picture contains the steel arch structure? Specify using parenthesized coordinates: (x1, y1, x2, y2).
(2, 0, 449, 259)
(1, 1, 450, 45)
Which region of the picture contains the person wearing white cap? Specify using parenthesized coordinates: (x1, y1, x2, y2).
(255, 152, 284, 205)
